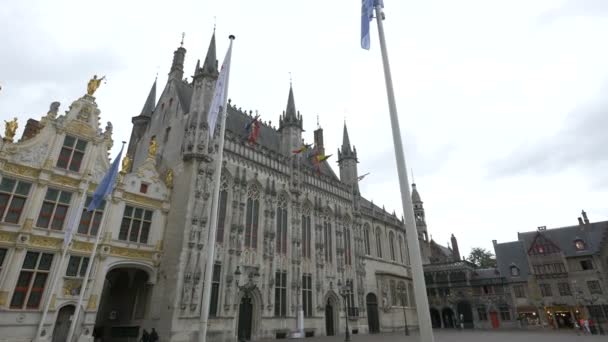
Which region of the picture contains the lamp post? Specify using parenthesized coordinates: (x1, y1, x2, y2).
(338, 279, 352, 342)
(399, 283, 410, 335)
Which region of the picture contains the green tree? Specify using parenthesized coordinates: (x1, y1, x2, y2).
(467, 247, 496, 268)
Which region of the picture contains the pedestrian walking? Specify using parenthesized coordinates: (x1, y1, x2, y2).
(150, 328, 159, 342)
(141, 329, 150, 342)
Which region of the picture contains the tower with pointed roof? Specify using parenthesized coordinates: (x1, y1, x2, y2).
(278, 84, 303, 156)
(127, 78, 156, 162)
(412, 183, 431, 263)
(337, 123, 359, 192)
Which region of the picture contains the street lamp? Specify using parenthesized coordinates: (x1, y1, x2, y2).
(338, 279, 352, 342)
(399, 283, 410, 335)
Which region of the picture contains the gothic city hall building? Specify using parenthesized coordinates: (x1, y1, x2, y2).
(0, 32, 422, 342)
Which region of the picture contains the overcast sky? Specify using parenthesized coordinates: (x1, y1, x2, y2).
(2, 0, 608, 257)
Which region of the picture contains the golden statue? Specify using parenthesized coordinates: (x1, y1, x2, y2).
(148, 136, 158, 159)
(87, 75, 106, 96)
(120, 155, 131, 174)
(3, 117, 18, 142)
(165, 169, 174, 188)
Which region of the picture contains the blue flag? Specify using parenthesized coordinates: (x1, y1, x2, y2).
(361, 0, 384, 50)
(87, 145, 123, 212)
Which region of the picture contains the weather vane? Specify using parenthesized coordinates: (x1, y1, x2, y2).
(180, 32, 185, 47)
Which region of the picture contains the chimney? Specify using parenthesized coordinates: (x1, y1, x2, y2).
(582, 210, 589, 224)
(578, 217, 584, 226)
(314, 127, 324, 155)
(20, 119, 43, 141)
(492, 239, 497, 247)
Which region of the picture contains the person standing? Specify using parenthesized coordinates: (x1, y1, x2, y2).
(141, 329, 150, 342)
(150, 328, 159, 342)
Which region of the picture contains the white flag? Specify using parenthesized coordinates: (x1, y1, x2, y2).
(207, 44, 233, 138)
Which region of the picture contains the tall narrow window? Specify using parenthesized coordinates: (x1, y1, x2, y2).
(57, 135, 87, 172)
(245, 196, 260, 249)
(364, 225, 371, 255)
(0, 177, 32, 224)
(390, 280, 397, 305)
(0, 248, 7, 274)
(276, 200, 288, 255)
(301, 214, 311, 259)
(216, 190, 228, 243)
(275, 271, 287, 317)
(345, 279, 357, 317)
(408, 283, 415, 308)
(398, 235, 405, 263)
(36, 188, 72, 230)
(344, 228, 352, 265)
(389, 231, 396, 261)
(209, 263, 221, 317)
(118, 206, 153, 244)
(324, 220, 333, 263)
(302, 273, 313, 317)
(78, 196, 105, 236)
(376, 227, 383, 258)
(11, 251, 54, 309)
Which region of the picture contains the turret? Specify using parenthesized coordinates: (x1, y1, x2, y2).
(412, 183, 428, 242)
(168, 35, 187, 81)
(337, 122, 359, 191)
(278, 84, 303, 156)
(451, 234, 460, 261)
(127, 78, 156, 162)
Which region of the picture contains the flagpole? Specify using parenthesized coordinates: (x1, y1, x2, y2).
(34, 184, 89, 342)
(374, 4, 434, 341)
(199, 35, 235, 342)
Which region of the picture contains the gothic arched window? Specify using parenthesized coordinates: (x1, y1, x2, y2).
(216, 189, 228, 243)
(344, 228, 352, 265)
(389, 231, 396, 261)
(276, 195, 288, 255)
(398, 234, 405, 263)
(245, 185, 260, 249)
(324, 218, 333, 263)
(364, 225, 371, 255)
(376, 227, 383, 259)
(301, 208, 312, 259)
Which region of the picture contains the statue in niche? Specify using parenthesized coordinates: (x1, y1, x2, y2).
(148, 135, 158, 159)
(120, 155, 131, 174)
(87, 75, 106, 96)
(3, 117, 17, 142)
(165, 169, 174, 188)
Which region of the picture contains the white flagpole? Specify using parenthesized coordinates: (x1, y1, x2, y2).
(65, 192, 113, 342)
(199, 35, 235, 342)
(34, 184, 89, 342)
(373, 4, 435, 341)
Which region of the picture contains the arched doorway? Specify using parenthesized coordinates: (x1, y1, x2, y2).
(430, 308, 442, 328)
(442, 307, 455, 328)
(457, 301, 474, 329)
(95, 268, 152, 341)
(237, 293, 253, 341)
(325, 298, 336, 336)
(52, 305, 75, 342)
(366, 293, 380, 333)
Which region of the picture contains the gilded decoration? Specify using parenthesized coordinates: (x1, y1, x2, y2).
(63, 278, 83, 296)
(123, 192, 163, 208)
(148, 136, 158, 159)
(65, 119, 96, 138)
(31, 236, 62, 249)
(71, 240, 93, 252)
(87, 294, 98, 310)
(109, 246, 155, 260)
(3, 117, 18, 142)
(50, 174, 81, 188)
(0, 231, 17, 243)
(0, 291, 8, 306)
(120, 155, 131, 174)
(2, 163, 40, 178)
(86, 75, 105, 96)
(165, 169, 173, 189)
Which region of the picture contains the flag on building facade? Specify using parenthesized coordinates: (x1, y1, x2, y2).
(87, 145, 123, 212)
(245, 116, 261, 145)
(292, 143, 312, 154)
(207, 43, 234, 139)
(361, 0, 384, 50)
(357, 172, 370, 181)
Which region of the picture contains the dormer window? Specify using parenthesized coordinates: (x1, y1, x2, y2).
(139, 183, 149, 194)
(57, 135, 87, 172)
(536, 246, 544, 254)
(574, 239, 586, 251)
(510, 265, 520, 277)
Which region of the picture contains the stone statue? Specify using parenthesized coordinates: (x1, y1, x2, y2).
(120, 155, 131, 174)
(165, 169, 174, 188)
(86, 75, 106, 96)
(148, 136, 158, 159)
(46, 102, 60, 119)
(3, 117, 18, 142)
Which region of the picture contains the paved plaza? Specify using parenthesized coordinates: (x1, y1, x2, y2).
(260, 330, 605, 342)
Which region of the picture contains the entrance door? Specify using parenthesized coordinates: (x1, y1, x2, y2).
(325, 300, 335, 336)
(238, 294, 253, 341)
(366, 293, 380, 333)
(52, 305, 75, 342)
(490, 311, 500, 329)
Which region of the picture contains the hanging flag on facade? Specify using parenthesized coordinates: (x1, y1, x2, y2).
(245, 116, 261, 145)
(207, 42, 234, 139)
(357, 172, 370, 181)
(87, 145, 123, 212)
(311, 151, 332, 175)
(292, 143, 312, 154)
(361, 0, 384, 50)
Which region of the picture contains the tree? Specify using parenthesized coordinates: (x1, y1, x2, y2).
(467, 247, 496, 268)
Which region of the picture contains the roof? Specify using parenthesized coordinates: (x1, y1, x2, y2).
(174, 80, 193, 112)
(411, 183, 422, 202)
(471, 268, 501, 280)
(518, 221, 608, 257)
(495, 240, 530, 282)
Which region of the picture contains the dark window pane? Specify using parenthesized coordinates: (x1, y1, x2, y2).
(37, 202, 54, 228)
(0, 193, 9, 219)
(119, 218, 130, 240)
(0, 178, 16, 192)
(15, 181, 31, 195)
(0, 248, 6, 265)
(91, 211, 103, 236)
(64, 135, 75, 147)
(129, 220, 141, 242)
(59, 191, 72, 204)
(140, 222, 150, 244)
(80, 258, 89, 277)
(75, 139, 87, 151)
(124, 206, 133, 217)
(69, 151, 84, 172)
(57, 148, 72, 169)
(51, 205, 68, 230)
(134, 208, 143, 219)
(45, 189, 59, 201)
(78, 210, 93, 234)
(5, 196, 25, 223)
(23, 252, 39, 269)
(66, 256, 80, 276)
(38, 253, 54, 270)
(144, 209, 152, 221)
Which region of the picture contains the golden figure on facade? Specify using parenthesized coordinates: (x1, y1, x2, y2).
(148, 136, 158, 159)
(120, 154, 131, 174)
(165, 169, 174, 188)
(87, 75, 106, 96)
(3, 117, 18, 142)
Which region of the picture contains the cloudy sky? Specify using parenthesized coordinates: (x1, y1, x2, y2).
(2, 0, 607, 257)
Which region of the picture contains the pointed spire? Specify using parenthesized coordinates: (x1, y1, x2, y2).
(200, 31, 218, 78)
(342, 122, 351, 150)
(140, 78, 157, 117)
(286, 84, 296, 119)
(169, 34, 186, 81)
(338, 121, 357, 162)
(411, 183, 422, 203)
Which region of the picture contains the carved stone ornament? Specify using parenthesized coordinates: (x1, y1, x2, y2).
(247, 183, 260, 200)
